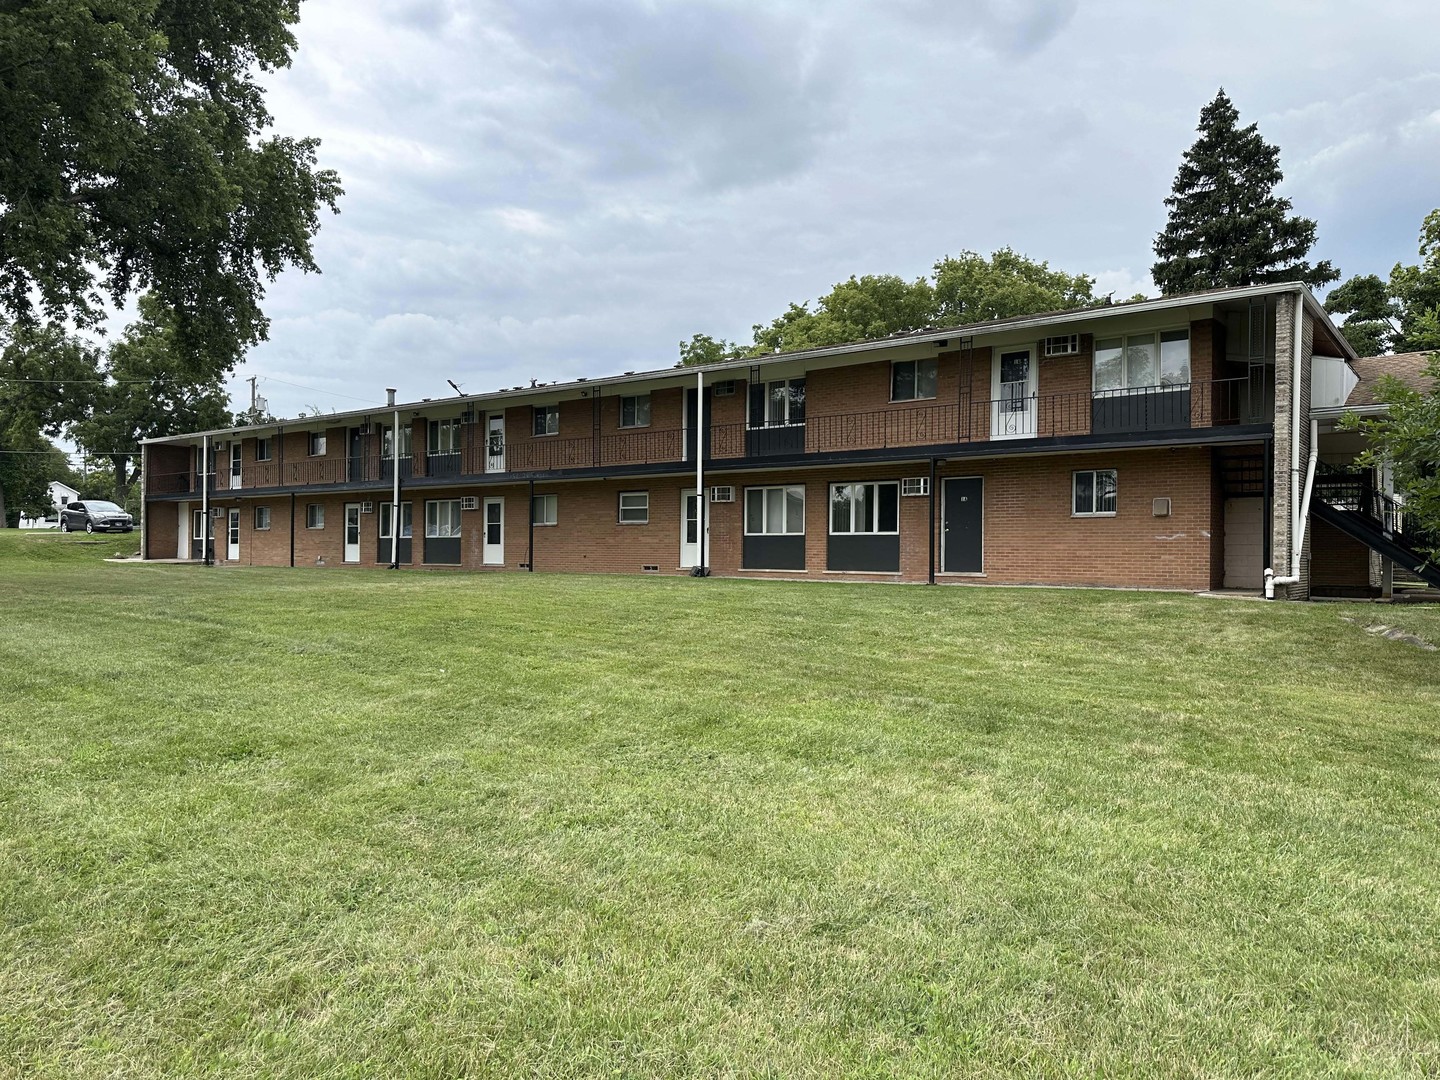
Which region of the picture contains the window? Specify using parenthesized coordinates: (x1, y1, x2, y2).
(618, 491, 649, 524)
(619, 394, 651, 428)
(1043, 334, 1081, 357)
(891, 358, 938, 401)
(1094, 330, 1190, 392)
(306, 503, 325, 529)
(750, 378, 806, 427)
(255, 438, 272, 462)
(745, 486, 805, 535)
(532, 494, 558, 526)
(383, 424, 412, 459)
(192, 510, 206, 541)
(428, 418, 460, 455)
(379, 501, 413, 539)
(425, 499, 462, 538)
(308, 432, 327, 456)
(254, 506, 271, 531)
(1073, 470, 1118, 516)
(533, 405, 559, 437)
(829, 482, 900, 534)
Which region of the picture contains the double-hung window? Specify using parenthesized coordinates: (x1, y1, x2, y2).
(1094, 330, 1190, 392)
(532, 494, 558, 526)
(618, 491, 649, 524)
(379, 502, 413, 539)
(750, 378, 806, 427)
(306, 503, 325, 529)
(255, 438, 272, 462)
(891, 358, 938, 401)
(308, 432, 326, 456)
(428, 418, 460, 455)
(619, 395, 651, 428)
(745, 486, 805, 535)
(254, 506, 271, 531)
(533, 405, 559, 437)
(425, 499, 461, 538)
(1073, 470, 1118, 516)
(829, 482, 899, 534)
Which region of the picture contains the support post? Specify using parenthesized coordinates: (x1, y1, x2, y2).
(390, 399, 401, 569)
(289, 492, 296, 567)
(140, 443, 148, 561)
(694, 369, 707, 575)
(528, 478, 535, 572)
(928, 457, 938, 584)
(201, 435, 211, 566)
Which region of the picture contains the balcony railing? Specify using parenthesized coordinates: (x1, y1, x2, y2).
(148, 375, 1277, 495)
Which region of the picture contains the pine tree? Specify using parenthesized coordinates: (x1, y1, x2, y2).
(1152, 90, 1337, 295)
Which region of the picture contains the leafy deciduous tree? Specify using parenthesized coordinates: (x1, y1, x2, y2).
(1152, 89, 1337, 295)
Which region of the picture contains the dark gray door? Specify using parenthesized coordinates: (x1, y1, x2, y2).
(943, 477, 983, 573)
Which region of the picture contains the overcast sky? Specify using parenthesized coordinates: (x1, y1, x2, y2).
(230, 0, 1440, 419)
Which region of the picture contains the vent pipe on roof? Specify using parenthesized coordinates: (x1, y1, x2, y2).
(386, 388, 397, 407)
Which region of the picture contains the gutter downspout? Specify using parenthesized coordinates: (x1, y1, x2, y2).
(140, 443, 147, 561)
(927, 457, 938, 584)
(527, 477, 535, 572)
(389, 390, 400, 569)
(201, 435, 211, 566)
(693, 369, 709, 576)
(1266, 292, 1307, 599)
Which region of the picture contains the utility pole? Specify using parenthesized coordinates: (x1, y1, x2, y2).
(248, 375, 259, 414)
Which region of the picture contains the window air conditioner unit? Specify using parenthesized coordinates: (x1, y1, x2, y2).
(210, 507, 225, 518)
(902, 477, 929, 496)
(713, 380, 735, 396)
(461, 410, 476, 424)
(357, 423, 372, 435)
(1043, 334, 1080, 357)
(710, 485, 735, 503)
(460, 496, 479, 510)
(361, 501, 375, 513)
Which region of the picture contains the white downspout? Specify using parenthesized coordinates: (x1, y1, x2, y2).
(695, 369, 707, 574)
(201, 434, 210, 566)
(139, 443, 148, 561)
(1266, 292, 1309, 598)
(388, 389, 400, 569)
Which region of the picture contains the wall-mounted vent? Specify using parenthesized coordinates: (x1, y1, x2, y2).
(1042, 334, 1080, 357)
(1152, 497, 1172, 517)
(460, 496, 480, 511)
(710, 485, 735, 503)
(642, 564, 659, 572)
(360, 501, 375, 514)
(713, 380, 736, 396)
(901, 477, 930, 497)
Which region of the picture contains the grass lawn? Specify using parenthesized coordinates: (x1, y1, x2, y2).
(2, 529, 1439, 1078)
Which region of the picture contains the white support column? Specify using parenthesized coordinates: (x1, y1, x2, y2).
(391, 402, 401, 568)
(200, 435, 210, 565)
(139, 443, 148, 561)
(695, 369, 707, 573)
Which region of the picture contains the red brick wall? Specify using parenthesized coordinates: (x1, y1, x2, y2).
(144, 500, 179, 559)
(1310, 517, 1371, 594)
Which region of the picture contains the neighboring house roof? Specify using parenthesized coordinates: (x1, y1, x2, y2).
(49, 480, 79, 498)
(1346, 352, 1436, 407)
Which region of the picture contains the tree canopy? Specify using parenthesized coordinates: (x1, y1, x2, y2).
(1327, 209, 1440, 356)
(0, 0, 342, 366)
(681, 248, 1101, 365)
(1152, 89, 1337, 295)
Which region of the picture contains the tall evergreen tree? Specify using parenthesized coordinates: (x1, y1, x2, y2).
(1152, 90, 1337, 294)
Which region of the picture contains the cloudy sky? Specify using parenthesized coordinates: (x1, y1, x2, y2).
(232, 0, 1440, 418)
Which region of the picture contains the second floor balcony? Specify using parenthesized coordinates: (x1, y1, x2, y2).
(150, 373, 1276, 496)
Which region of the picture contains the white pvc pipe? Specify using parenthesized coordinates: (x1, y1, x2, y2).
(201, 434, 210, 564)
(391, 406, 401, 568)
(695, 369, 706, 572)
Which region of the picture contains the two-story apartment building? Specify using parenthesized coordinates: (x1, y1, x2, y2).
(142, 282, 1385, 599)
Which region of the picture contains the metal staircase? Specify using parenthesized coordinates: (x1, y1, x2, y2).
(1312, 467, 1440, 589)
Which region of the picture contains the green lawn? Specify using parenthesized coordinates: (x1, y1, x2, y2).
(2, 530, 1439, 1078)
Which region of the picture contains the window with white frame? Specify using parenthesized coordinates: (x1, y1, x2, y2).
(254, 506, 271, 531)
(532, 494, 558, 526)
(1073, 470, 1118, 516)
(1093, 330, 1190, 392)
(383, 424, 413, 459)
(379, 501, 413, 539)
(829, 482, 900, 534)
(750, 378, 806, 427)
(1043, 334, 1080, 357)
(745, 485, 805, 535)
(533, 405, 559, 437)
(192, 510, 206, 541)
(306, 503, 325, 529)
(308, 432, 327, 456)
(425, 499, 462, 538)
(618, 491, 649, 524)
(619, 394, 651, 428)
(891, 358, 938, 401)
(255, 438, 272, 462)
(428, 418, 460, 455)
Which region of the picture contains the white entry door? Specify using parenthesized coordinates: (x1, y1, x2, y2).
(992, 347, 1037, 439)
(680, 489, 699, 568)
(229, 443, 242, 489)
(482, 497, 504, 565)
(486, 414, 505, 473)
(226, 508, 240, 561)
(344, 503, 361, 563)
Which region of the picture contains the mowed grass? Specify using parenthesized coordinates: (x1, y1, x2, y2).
(2, 530, 1439, 1078)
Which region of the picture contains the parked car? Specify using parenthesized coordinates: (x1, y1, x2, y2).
(59, 500, 134, 533)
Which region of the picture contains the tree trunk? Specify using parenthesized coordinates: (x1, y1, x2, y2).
(0, 472, 8, 530)
(110, 453, 130, 505)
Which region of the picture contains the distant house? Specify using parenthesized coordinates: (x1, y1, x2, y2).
(18, 481, 80, 529)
